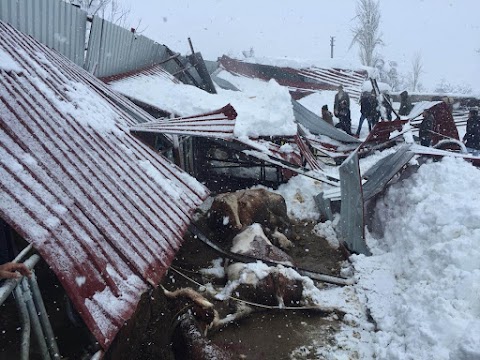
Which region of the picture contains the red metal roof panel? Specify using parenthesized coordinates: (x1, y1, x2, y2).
(218, 55, 368, 101)
(0, 21, 209, 349)
(130, 104, 237, 139)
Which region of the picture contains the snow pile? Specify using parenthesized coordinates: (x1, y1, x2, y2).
(353, 156, 480, 359)
(110, 73, 297, 138)
(273, 154, 480, 360)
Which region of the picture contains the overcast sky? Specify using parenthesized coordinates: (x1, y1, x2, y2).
(119, 0, 480, 93)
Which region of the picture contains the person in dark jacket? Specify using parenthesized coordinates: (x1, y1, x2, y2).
(382, 91, 393, 121)
(333, 85, 350, 118)
(356, 92, 372, 136)
(463, 107, 480, 152)
(321, 104, 334, 126)
(368, 90, 380, 130)
(335, 99, 352, 135)
(419, 108, 434, 146)
(399, 90, 413, 116)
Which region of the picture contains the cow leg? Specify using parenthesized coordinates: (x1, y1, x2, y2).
(269, 228, 294, 250)
(211, 302, 254, 330)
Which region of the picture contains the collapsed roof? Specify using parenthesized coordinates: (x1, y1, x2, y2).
(217, 55, 369, 101)
(0, 21, 209, 349)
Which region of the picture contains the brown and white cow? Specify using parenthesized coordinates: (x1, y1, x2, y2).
(207, 188, 295, 249)
(222, 224, 303, 308)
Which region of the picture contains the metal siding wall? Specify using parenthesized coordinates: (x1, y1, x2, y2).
(339, 151, 370, 255)
(85, 16, 168, 78)
(0, 0, 86, 66)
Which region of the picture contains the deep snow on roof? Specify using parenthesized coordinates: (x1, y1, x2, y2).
(0, 21, 209, 349)
(107, 64, 297, 138)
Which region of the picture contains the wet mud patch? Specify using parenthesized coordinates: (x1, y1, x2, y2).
(209, 310, 341, 360)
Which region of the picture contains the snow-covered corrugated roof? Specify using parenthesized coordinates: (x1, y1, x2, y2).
(107, 64, 298, 138)
(131, 104, 237, 139)
(217, 55, 368, 101)
(0, 21, 209, 349)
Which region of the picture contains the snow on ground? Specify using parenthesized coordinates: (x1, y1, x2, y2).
(110, 56, 477, 359)
(274, 155, 480, 360)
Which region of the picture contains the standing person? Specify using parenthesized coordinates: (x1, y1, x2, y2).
(368, 90, 380, 130)
(399, 90, 413, 116)
(335, 99, 352, 135)
(333, 85, 350, 118)
(463, 107, 480, 153)
(382, 91, 393, 121)
(321, 104, 334, 126)
(356, 92, 372, 136)
(419, 108, 434, 146)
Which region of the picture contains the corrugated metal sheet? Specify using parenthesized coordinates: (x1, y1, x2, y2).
(85, 16, 168, 78)
(294, 134, 323, 171)
(409, 101, 460, 146)
(186, 52, 217, 94)
(362, 145, 415, 201)
(100, 63, 182, 85)
(360, 119, 408, 145)
(218, 55, 368, 101)
(292, 99, 361, 143)
(212, 72, 241, 91)
(297, 67, 366, 101)
(0, 0, 87, 66)
(338, 150, 370, 255)
(130, 104, 237, 139)
(0, 21, 209, 349)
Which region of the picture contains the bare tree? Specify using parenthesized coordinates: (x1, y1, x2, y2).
(434, 79, 472, 95)
(68, 0, 109, 17)
(67, 0, 146, 32)
(410, 52, 424, 92)
(350, 0, 383, 67)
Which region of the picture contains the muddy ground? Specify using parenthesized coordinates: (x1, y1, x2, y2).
(162, 216, 351, 360)
(0, 207, 351, 360)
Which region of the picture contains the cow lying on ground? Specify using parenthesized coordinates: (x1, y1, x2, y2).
(163, 224, 342, 354)
(207, 188, 295, 250)
(220, 223, 303, 307)
(163, 286, 232, 360)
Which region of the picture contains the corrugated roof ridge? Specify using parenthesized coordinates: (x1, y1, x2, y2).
(1, 20, 210, 348)
(1, 21, 207, 210)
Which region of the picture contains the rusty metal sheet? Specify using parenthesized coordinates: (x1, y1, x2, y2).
(0, 21, 209, 349)
(294, 134, 323, 171)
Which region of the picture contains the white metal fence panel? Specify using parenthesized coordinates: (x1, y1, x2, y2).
(85, 16, 168, 78)
(0, 0, 86, 66)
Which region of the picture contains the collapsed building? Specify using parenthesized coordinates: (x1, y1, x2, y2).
(1, 0, 480, 359)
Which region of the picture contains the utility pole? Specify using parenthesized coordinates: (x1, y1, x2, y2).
(330, 36, 335, 58)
